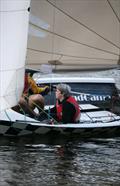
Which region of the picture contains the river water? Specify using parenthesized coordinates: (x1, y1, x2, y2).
(0, 69, 120, 186)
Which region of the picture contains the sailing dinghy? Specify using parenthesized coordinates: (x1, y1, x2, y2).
(0, 75, 120, 137)
(0, 0, 120, 137)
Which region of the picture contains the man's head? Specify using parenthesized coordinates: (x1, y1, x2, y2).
(56, 84, 71, 100)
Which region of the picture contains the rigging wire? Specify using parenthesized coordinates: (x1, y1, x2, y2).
(51, 0, 56, 61)
(4, 110, 12, 122)
(107, 0, 120, 62)
(107, 0, 120, 23)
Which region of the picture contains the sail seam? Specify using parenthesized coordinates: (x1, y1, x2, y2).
(27, 48, 119, 60)
(0, 9, 28, 13)
(29, 22, 119, 57)
(46, 0, 120, 50)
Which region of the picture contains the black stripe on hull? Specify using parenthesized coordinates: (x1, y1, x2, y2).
(0, 120, 120, 138)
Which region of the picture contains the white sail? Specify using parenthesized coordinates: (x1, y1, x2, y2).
(0, 0, 31, 112)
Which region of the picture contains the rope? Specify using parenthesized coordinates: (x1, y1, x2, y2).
(18, 103, 27, 122)
(23, 94, 58, 124)
(4, 110, 12, 122)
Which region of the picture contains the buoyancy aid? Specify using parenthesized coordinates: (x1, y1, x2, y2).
(56, 101, 62, 121)
(56, 96, 80, 122)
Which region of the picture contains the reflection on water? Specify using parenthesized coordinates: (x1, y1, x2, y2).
(0, 136, 120, 186)
(0, 69, 120, 186)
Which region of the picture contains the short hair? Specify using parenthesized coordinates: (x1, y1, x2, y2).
(56, 84, 71, 98)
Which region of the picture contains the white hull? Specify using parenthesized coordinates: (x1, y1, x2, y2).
(0, 108, 120, 137)
(0, 76, 120, 137)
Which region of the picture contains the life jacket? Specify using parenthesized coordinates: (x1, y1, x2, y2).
(56, 96, 80, 122)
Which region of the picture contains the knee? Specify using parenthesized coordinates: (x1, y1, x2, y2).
(29, 94, 44, 109)
(29, 94, 44, 102)
(19, 97, 26, 105)
(35, 94, 44, 102)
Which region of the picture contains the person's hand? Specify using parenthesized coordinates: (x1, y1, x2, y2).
(40, 86, 50, 96)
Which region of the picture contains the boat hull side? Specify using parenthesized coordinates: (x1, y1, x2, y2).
(0, 120, 120, 138)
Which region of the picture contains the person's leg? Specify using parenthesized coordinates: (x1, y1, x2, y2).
(18, 97, 38, 118)
(12, 97, 26, 113)
(28, 94, 44, 113)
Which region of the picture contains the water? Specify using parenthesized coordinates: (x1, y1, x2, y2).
(0, 136, 120, 186)
(0, 69, 120, 186)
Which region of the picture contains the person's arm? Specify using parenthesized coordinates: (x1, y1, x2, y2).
(62, 102, 76, 123)
(28, 75, 49, 94)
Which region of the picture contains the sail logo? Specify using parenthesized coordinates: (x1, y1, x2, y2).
(73, 94, 111, 102)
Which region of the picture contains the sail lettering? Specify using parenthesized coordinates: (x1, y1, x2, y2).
(73, 94, 111, 102)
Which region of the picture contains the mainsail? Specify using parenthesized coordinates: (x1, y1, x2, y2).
(0, 0, 31, 112)
(26, 0, 120, 71)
